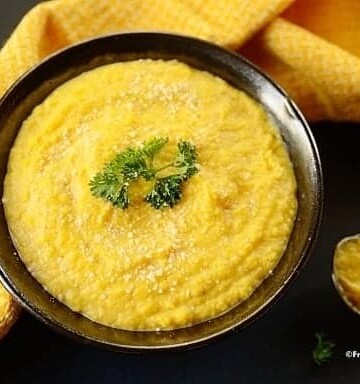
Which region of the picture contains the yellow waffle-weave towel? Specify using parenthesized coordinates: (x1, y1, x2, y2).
(1, 0, 360, 336)
(2, 0, 360, 121)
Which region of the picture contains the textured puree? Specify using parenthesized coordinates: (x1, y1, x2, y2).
(334, 236, 360, 311)
(3, 60, 297, 330)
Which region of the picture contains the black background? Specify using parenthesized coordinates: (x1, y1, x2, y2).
(0, 1, 360, 383)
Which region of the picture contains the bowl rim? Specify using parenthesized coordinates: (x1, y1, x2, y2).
(0, 32, 323, 352)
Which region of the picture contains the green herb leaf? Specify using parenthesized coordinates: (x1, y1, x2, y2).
(312, 333, 335, 366)
(145, 175, 183, 209)
(142, 137, 169, 162)
(174, 140, 199, 179)
(89, 137, 199, 209)
(89, 169, 130, 209)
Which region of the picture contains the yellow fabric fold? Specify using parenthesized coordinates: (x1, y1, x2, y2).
(2, 0, 360, 121)
(1, 0, 360, 334)
(0, 0, 293, 97)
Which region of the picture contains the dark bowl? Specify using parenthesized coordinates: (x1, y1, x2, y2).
(0, 33, 322, 351)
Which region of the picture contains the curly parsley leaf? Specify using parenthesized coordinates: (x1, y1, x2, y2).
(89, 137, 199, 209)
(312, 333, 335, 366)
(145, 175, 183, 209)
(174, 140, 200, 179)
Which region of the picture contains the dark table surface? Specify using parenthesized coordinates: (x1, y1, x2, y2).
(0, 1, 360, 383)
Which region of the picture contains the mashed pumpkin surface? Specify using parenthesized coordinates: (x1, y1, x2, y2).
(333, 235, 360, 312)
(3, 60, 297, 330)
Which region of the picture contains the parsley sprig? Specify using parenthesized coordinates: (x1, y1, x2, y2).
(89, 137, 199, 209)
(312, 333, 335, 366)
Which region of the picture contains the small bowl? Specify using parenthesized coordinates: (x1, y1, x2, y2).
(332, 234, 360, 315)
(0, 33, 323, 351)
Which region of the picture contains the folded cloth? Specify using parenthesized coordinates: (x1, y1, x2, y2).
(1, 0, 360, 336)
(2, 0, 360, 121)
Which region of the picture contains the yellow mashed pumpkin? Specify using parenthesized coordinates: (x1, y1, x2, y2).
(333, 235, 360, 312)
(3, 60, 297, 330)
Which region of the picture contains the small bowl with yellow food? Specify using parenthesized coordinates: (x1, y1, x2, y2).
(333, 235, 360, 315)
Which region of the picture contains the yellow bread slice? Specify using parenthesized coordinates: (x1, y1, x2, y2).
(333, 234, 360, 315)
(0, 284, 20, 340)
